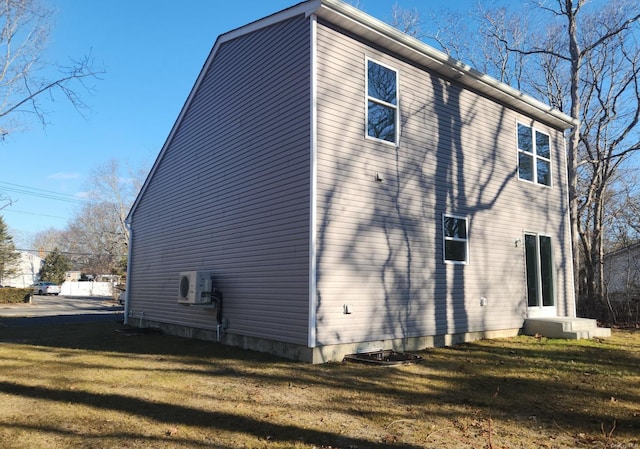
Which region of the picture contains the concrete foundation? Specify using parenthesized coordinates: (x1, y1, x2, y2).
(126, 317, 521, 363)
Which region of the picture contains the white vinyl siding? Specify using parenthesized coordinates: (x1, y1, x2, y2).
(313, 19, 573, 346)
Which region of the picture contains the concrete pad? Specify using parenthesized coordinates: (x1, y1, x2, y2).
(524, 317, 611, 339)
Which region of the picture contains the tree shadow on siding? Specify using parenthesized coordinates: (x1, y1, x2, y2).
(430, 75, 468, 337)
(315, 60, 520, 349)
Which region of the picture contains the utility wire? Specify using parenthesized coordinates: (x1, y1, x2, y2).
(0, 181, 93, 205)
(17, 248, 128, 257)
(2, 209, 69, 220)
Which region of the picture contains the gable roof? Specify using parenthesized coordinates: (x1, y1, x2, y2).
(127, 0, 577, 223)
(604, 241, 640, 260)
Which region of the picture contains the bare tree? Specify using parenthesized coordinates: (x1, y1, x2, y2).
(60, 159, 148, 276)
(65, 201, 126, 276)
(389, 2, 424, 38)
(604, 171, 640, 251)
(30, 227, 66, 254)
(574, 18, 640, 313)
(0, 0, 102, 137)
(421, 0, 640, 318)
(85, 159, 149, 244)
(27, 159, 147, 276)
(0, 0, 102, 211)
(0, 193, 14, 211)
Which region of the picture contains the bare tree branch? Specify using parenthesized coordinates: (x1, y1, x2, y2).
(0, 0, 104, 137)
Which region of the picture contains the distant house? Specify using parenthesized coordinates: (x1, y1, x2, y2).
(603, 242, 640, 298)
(125, 0, 578, 362)
(65, 271, 82, 282)
(2, 251, 42, 288)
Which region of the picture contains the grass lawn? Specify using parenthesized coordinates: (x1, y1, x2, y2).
(0, 320, 638, 449)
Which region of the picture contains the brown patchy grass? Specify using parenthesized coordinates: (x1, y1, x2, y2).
(0, 321, 638, 449)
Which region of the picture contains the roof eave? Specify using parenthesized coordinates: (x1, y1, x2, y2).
(315, 0, 577, 131)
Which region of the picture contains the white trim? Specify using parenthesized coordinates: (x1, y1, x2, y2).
(561, 133, 577, 317)
(365, 57, 399, 146)
(524, 232, 557, 316)
(308, 14, 318, 349)
(516, 121, 553, 188)
(442, 214, 469, 265)
(527, 305, 557, 318)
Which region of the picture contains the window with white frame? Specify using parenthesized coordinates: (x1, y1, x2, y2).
(366, 59, 398, 144)
(517, 123, 551, 186)
(443, 215, 468, 264)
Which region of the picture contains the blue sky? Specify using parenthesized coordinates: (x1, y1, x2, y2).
(0, 0, 476, 245)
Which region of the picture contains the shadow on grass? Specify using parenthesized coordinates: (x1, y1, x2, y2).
(0, 380, 423, 449)
(1, 320, 639, 445)
(0, 319, 268, 361)
(1, 422, 225, 449)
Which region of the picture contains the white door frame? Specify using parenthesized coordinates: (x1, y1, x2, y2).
(525, 232, 557, 318)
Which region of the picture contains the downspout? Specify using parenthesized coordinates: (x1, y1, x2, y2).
(562, 132, 578, 318)
(123, 220, 133, 325)
(307, 12, 318, 350)
(213, 288, 223, 342)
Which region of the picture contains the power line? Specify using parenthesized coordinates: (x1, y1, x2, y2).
(16, 248, 128, 257)
(2, 208, 69, 220)
(0, 181, 93, 205)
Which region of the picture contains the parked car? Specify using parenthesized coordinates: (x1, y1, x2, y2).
(32, 281, 61, 296)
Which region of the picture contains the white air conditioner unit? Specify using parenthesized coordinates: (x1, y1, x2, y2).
(178, 271, 212, 304)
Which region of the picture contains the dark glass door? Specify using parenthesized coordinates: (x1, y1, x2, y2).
(525, 234, 554, 308)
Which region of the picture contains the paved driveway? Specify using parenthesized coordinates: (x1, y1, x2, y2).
(0, 295, 123, 327)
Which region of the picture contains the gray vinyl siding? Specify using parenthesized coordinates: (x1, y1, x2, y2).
(313, 20, 573, 346)
(128, 15, 311, 345)
(604, 244, 640, 295)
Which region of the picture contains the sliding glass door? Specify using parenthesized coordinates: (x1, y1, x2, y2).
(525, 233, 554, 311)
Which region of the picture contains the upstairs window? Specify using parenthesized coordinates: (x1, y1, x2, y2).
(366, 59, 398, 144)
(518, 123, 551, 186)
(443, 215, 468, 264)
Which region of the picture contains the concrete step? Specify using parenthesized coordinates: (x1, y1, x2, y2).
(524, 317, 611, 339)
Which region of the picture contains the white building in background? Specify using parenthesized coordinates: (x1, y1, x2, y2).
(3, 251, 42, 287)
(60, 281, 114, 298)
(603, 242, 640, 297)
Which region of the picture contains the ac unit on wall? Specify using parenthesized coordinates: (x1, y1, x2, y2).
(178, 271, 212, 304)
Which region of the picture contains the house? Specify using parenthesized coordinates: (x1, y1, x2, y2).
(125, 0, 579, 362)
(65, 271, 82, 282)
(2, 251, 42, 288)
(603, 242, 640, 298)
